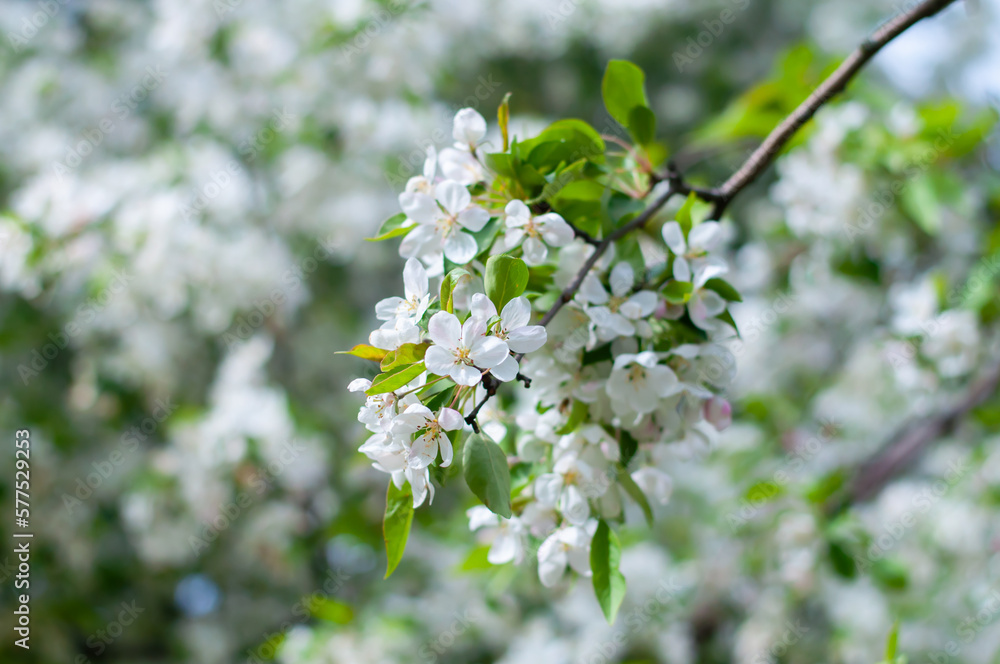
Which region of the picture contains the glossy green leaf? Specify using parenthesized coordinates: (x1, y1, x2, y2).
(498, 92, 512, 152)
(367, 212, 412, 241)
(380, 343, 428, 372)
(627, 105, 656, 145)
(602, 60, 649, 128)
(383, 481, 414, 578)
(662, 280, 693, 304)
(440, 268, 470, 314)
(591, 520, 627, 623)
(703, 278, 743, 302)
(462, 433, 512, 518)
(485, 254, 529, 312)
(555, 400, 588, 435)
(336, 344, 387, 362)
(366, 361, 425, 395)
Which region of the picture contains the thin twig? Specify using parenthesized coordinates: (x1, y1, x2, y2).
(834, 361, 1000, 510)
(464, 0, 959, 427)
(711, 0, 959, 216)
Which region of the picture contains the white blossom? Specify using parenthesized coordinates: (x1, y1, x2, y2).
(398, 180, 489, 265)
(503, 200, 574, 265)
(423, 311, 510, 386)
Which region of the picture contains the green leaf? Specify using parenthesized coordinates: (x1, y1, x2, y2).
(366, 361, 425, 395)
(367, 212, 412, 241)
(336, 344, 387, 362)
(873, 558, 909, 591)
(619, 430, 639, 468)
(900, 173, 941, 235)
(485, 254, 529, 312)
(591, 520, 627, 623)
(310, 598, 354, 624)
(662, 280, 693, 304)
(462, 433, 512, 518)
(675, 192, 697, 235)
(440, 268, 469, 314)
(703, 278, 742, 302)
(627, 105, 656, 145)
(602, 60, 649, 128)
(884, 620, 900, 663)
(498, 92, 512, 152)
(383, 482, 414, 578)
(617, 466, 654, 527)
(380, 343, 428, 371)
(582, 342, 613, 366)
(472, 218, 502, 259)
(555, 400, 588, 435)
(715, 309, 739, 335)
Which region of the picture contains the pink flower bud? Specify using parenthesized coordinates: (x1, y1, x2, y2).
(704, 397, 732, 431)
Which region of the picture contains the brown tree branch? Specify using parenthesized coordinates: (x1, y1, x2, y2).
(837, 360, 1000, 509)
(710, 0, 959, 216)
(465, 0, 960, 428)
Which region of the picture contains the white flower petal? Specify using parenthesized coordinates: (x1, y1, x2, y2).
(427, 311, 461, 348)
(402, 257, 428, 299)
(453, 108, 487, 145)
(469, 335, 510, 369)
(438, 407, 464, 431)
(458, 206, 489, 232)
(661, 220, 686, 255)
(443, 230, 478, 264)
(538, 213, 574, 247)
(522, 236, 547, 265)
(491, 354, 519, 382)
(450, 363, 482, 386)
(424, 345, 456, 376)
(609, 262, 634, 297)
(688, 220, 722, 251)
(436, 180, 471, 215)
(506, 326, 547, 354)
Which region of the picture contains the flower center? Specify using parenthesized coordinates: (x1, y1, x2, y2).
(524, 218, 540, 238)
(627, 365, 645, 383)
(435, 212, 457, 236)
(454, 345, 473, 364)
(608, 295, 626, 312)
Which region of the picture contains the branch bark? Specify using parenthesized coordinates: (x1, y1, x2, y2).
(466, 0, 960, 427)
(836, 360, 1000, 509)
(710, 0, 960, 216)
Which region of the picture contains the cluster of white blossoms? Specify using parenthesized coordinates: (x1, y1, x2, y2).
(348, 106, 738, 588)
